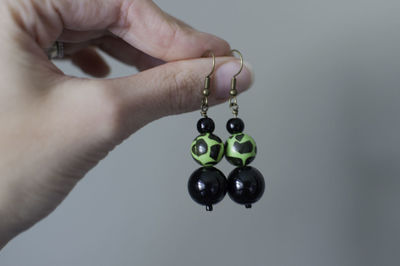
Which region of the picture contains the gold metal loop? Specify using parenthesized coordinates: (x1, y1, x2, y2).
(199, 51, 215, 117)
(231, 49, 244, 78)
(228, 49, 244, 117)
(203, 50, 216, 77)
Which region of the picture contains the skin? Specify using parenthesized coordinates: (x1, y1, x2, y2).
(0, 0, 253, 249)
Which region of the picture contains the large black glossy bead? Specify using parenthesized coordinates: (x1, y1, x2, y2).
(227, 166, 265, 208)
(226, 118, 245, 134)
(188, 167, 227, 211)
(197, 117, 215, 133)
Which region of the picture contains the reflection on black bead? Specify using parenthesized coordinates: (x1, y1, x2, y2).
(197, 117, 215, 133)
(194, 139, 208, 156)
(188, 167, 227, 211)
(226, 118, 245, 134)
(227, 166, 265, 207)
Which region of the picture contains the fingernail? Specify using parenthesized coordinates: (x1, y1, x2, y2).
(214, 60, 254, 100)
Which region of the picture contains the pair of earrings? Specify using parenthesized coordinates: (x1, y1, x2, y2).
(188, 50, 265, 211)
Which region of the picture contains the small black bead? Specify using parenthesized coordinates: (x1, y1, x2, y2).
(197, 117, 215, 133)
(226, 118, 245, 134)
(227, 166, 265, 208)
(188, 167, 227, 211)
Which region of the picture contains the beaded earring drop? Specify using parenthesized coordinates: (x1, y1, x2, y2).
(188, 52, 227, 211)
(225, 50, 265, 208)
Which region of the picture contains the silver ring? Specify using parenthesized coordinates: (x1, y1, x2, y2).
(47, 41, 64, 59)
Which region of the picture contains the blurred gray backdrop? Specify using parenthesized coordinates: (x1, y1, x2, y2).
(2, 0, 400, 265)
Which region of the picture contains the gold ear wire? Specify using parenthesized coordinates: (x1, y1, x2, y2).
(231, 49, 244, 78)
(204, 51, 216, 77)
(200, 51, 216, 117)
(229, 49, 244, 117)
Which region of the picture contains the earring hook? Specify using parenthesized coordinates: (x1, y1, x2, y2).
(203, 50, 216, 77)
(228, 49, 244, 117)
(231, 49, 244, 78)
(200, 51, 215, 117)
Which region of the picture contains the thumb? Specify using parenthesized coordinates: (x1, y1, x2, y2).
(113, 57, 254, 114)
(101, 57, 252, 135)
(72, 57, 253, 142)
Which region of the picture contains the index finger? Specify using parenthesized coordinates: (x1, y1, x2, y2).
(10, 0, 230, 60)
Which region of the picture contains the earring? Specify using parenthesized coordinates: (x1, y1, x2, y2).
(225, 50, 265, 208)
(188, 52, 227, 211)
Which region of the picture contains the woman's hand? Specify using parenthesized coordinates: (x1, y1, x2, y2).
(0, 0, 252, 249)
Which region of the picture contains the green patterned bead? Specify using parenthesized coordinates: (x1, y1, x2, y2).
(225, 133, 257, 166)
(191, 133, 224, 166)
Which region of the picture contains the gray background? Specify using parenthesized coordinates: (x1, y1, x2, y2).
(1, 0, 400, 265)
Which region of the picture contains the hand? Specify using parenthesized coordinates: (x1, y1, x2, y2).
(0, 0, 253, 248)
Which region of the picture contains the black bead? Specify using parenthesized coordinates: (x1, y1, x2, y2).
(226, 118, 245, 134)
(197, 117, 215, 133)
(188, 167, 227, 211)
(227, 166, 265, 208)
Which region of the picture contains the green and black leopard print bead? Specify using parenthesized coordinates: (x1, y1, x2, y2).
(225, 133, 257, 166)
(191, 133, 224, 166)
